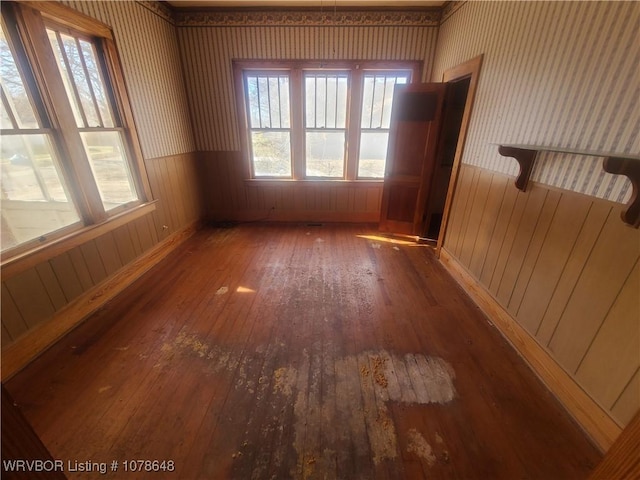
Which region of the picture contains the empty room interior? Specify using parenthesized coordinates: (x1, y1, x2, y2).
(1, 0, 638, 479)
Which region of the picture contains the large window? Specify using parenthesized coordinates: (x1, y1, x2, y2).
(0, 2, 151, 258)
(236, 61, 419, 181)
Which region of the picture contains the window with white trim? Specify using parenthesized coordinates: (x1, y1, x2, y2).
(0, 1, 151, 257)
(236, 61, 419, 181)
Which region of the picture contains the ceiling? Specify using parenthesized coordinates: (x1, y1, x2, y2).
(165, 0, 446, 8)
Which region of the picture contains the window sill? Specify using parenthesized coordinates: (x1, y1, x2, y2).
(1, 201, 158, 280)
(244, 178, 384, 187)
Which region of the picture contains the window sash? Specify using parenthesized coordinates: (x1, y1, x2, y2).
(356, 71, 410, 178)
(244, 72, 293, 178)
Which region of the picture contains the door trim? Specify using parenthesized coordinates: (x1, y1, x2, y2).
(435, 55, 483, 256)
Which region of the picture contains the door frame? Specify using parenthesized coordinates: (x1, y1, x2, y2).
(435, 55, 483, 257)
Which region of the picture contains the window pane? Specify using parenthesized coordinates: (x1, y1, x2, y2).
(79, 39, 114, 128)
(47, 30, 84, 127)
(0, 27, 38, 129)
(60, 33, 101, 127)
(358, 131, 389, 178)
(305, 74, 347, 129)
(80, 131, 138, 210)
(1, 134, 80, 251)
(361, 74, 409, 129)
(251, 131, 291, 177)
(306, 132, 344, 178)
(246, 74, 290, 129)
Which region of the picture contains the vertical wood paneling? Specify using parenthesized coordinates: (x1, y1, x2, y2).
(516, 193, 592, 334)
(443, 164, 640, 429)
(478, 181, 519, 288)
(611, 371, 640, 426)
(536, 202, 612, 344)
(4, 270, 55, 330)
(202, 151, 382, 222)
(444, 165, 473, 258)
(112, 224, 138, 266)
(505, 190, 561, 314)
(34, 263, 68, 312)
(1, 324, 12, 348)
(433, 1, 639, 203)
(487, 190, 528, 296)
(1, 284, 28, 342)
(457, 169, 491, 267)
(67, 248, 94, 291)
(494, 187, 548, 303)
(548, 212, 640, 373)
(49, 253, 84, 303)
(79, 241, 108, 286)
(95, 232, 122, 276)
(575, 260, 639, 409)
(467, 174, 507, 278)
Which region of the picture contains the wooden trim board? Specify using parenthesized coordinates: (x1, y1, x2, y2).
(1, 221, 199, 381)
(436, 54, 483, 257)
(439, 247, 622, 452)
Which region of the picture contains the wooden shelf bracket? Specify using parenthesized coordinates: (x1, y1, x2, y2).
(497, 145, 537, 192)
(497, 144, 640, 228)
(602, 156, 640, 228)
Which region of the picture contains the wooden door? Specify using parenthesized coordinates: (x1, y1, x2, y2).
(379, 83, 447, 235)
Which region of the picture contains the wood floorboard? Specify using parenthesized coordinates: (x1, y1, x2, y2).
(5, 224, 602, 479)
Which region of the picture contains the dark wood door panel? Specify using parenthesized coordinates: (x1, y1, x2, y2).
(380, 83, 447, 235)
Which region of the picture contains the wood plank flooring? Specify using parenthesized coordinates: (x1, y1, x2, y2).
(5, 224, 602, 479)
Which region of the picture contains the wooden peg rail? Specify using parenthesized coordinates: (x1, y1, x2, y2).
(497, 144, 640, 228)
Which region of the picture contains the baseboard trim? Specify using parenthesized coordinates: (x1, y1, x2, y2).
(1, 221, 200, 381)
(439, 247, 621, 452)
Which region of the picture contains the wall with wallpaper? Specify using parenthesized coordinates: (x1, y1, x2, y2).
(176, 10, 440, 222)
(434, 0, 638, 202)
(434, 1, 639, 429)
(1, 1, 204, 349)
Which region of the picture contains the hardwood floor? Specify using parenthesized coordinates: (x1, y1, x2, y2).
(5, 224, 602, 479)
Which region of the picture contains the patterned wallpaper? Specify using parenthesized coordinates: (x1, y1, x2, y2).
(433, 1, 639, 203)
(62, 1, 195, 159)
(177, 18, 439, 151)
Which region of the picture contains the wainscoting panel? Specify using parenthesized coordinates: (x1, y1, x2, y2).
(201, 151, 383, 223)
(443, 164, 640, 429)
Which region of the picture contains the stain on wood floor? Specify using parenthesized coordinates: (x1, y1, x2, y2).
(6, 224, 602, 479)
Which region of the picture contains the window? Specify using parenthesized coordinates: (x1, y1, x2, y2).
(46, 26, 138, 210)
(245, 73, 291, 177)
(304, 72, 348, 178)
(236, 61, 419, 181)
(0, 2, 151, 258)
(359, 73, 409, 178)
